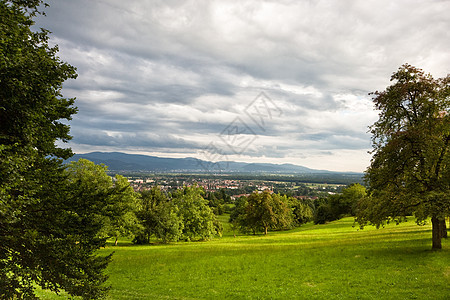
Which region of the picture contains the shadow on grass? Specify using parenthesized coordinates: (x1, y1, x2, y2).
(362, 237, 450, 256)
(105, 237, 226, 249)
(359, 229, 432, 237)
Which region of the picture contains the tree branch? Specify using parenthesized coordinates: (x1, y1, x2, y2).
(434, 133, 450, 179)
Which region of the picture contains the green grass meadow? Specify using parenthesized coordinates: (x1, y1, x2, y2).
(38, 216, 449, 299)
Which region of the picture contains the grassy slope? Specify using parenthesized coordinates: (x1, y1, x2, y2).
(38, 217, 449, 299)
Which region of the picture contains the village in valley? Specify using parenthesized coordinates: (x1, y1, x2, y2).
(124, 173, 352, 200)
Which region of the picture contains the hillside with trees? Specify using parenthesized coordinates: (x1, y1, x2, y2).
(1, 0, 448, 298)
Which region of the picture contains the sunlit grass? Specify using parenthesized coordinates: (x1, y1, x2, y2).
(37, 217, 449, 299)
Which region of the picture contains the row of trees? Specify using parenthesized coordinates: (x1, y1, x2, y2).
(65, 160, 223, 245)
(66, 161, 368, 243)
(66, 163, 370, 241)
(314, 184, 367, 224)
(227, 183, 367, 235)
(134, 185, 221, 243)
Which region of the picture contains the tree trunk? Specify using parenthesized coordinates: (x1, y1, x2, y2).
(431, 216, 442, 250)
(264, 226, 268, 235)
(114, 237, 118, 246)
(441, 219, 447, 238)
(447, 216, 450, 237)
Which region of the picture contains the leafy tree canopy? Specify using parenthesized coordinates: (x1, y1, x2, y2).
(66, 159, 139, 246)
(133, 186, 183, 244)
(231, 191, 294, 235)
(313, 183, 366, 224)
(172, 185, 217, 241)
(357, 64, 449, 249)
(0, 1, 112, 298)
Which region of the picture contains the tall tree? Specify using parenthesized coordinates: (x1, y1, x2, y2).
(240, 191, 293, 235)
(229, 196, 250, 234)
(357, 64, 449, 250)
(66, 159, 139, 246)
(133, 186, 183, 244)
(289, 197, 313, 225)
(134, 187, 166, 244)
(172, 185, 217, 241)
(0, 1, 111, 298)
(105, 175, 140, 245)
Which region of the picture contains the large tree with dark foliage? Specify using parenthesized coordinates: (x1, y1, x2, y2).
(357, 64, 449, 250)
(0, 0, 111, 298)
(314, 183, 366, 224)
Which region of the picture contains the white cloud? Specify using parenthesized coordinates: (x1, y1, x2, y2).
(38, 0, 450, 172)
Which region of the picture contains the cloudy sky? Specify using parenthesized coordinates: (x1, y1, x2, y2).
(35, 0, 449, 172)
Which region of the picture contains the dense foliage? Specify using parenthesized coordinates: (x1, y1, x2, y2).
(0, 1, 113, 298)
(133, 186, 183, 244)
(357, 64, 449, 249)
(314, 184, 367, 224)
(66, 159, 139, 246)
(133, 185, 220, 243)
(173, 185, 219, 240)
(230, 191, 313, 235)
(205, 189, 231, 215)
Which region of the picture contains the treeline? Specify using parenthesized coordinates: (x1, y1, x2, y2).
(68, 159, 368, 244)
(228, 183, 367, 235)
(66, 159, 225, 244)
(133, 185, 223, 243)
(313, 183, 367, 224)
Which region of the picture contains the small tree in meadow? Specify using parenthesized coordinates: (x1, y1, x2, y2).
(232, 191, 294, 235)
(172, 185, 218, 241)
(133, 186, 183, 244)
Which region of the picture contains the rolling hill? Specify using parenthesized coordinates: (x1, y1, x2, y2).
(66, 152, 360, 176)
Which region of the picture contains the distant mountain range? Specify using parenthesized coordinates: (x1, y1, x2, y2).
(66, 152, 361, 175)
